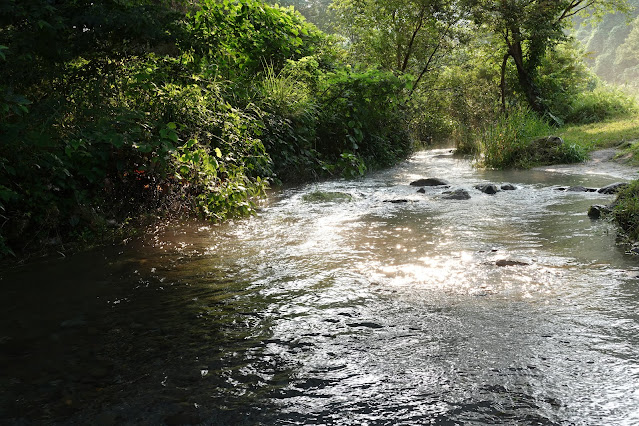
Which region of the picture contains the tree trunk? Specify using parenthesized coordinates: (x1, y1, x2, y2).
(500, 53, 508, 115)
(507, 38, 547, 115)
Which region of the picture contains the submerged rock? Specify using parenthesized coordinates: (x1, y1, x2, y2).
(410, 177, 449, 187)
(384, 199, 409, 203)
(598, 182, 628, 195)
(416, 188, 426, 194)
(475, 184, 499, 195)
(302, 191, 352, 203)
(566, 186, 597, 192)
(442, 189, 471, 200)
(347, 322, 384, 329)
(495, 259, 530, 267)
(588, 204, 612, 219)
(501, 184, 517, 191)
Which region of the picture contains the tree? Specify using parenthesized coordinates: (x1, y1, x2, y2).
(469, 0, 631, 116)
(265, 0, 337, 33)
(331, 0, 468, 94)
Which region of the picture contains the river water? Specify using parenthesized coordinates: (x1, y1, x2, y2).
(2, 149, 639, 425)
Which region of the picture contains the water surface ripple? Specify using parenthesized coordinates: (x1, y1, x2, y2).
(2, 149, 639, 425)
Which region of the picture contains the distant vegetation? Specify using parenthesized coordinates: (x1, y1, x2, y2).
(575, 0, 639, 93)
(2, 0, 639, 258)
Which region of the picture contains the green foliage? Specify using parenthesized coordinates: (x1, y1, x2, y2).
(0, 0, 419, 258)
(332, 0, 461, 69)
(254, 59, 414, 181)
(564, 86, 638, 123)
(443, 38, 503, 152)
(315, 69, 413, 170)
(557, 113, 639, 153)
(537, 40, 596, 120)
(478, 107, 587, 169)
(613, 180, 639, 241)
(183, 0, 326, 80)
(469, 0, 631, 115)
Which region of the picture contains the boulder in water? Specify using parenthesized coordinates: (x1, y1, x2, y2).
(410, 178, 449, 187)
(501, 184, 517, 191)
(475, 184, 499, 195)
(598, 182, 628, 195)
(588, 204, 612, 219)
(442, 189, 471, 200)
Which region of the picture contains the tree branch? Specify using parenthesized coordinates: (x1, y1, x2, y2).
(400, 6, 427, 72)
(408, 20, 454, 99)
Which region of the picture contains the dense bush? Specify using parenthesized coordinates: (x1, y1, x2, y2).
(613, 180, 639, 241)
(0, 0, 416, 257)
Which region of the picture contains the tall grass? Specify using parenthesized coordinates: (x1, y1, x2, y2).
(258, 62, 316, 120)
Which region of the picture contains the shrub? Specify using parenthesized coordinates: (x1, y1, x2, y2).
(613, 180, 639, 241)
(315, 68, 413, 170)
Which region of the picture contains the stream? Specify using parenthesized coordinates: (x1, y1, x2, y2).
(2, 148, 639, 425)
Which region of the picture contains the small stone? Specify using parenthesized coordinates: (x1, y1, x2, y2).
(383, 199, 409, 203)
(501, 184, 516, 191)
(416, 188, 426, 194)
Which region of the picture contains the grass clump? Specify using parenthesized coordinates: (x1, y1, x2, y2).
(478, 107, 587, 169)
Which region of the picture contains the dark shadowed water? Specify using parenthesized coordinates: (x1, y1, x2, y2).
(2, 149, 639, 425)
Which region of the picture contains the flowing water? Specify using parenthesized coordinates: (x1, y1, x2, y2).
(2, 149, 639, 425)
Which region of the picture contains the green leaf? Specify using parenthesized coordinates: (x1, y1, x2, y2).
(214, 147, 222, 158)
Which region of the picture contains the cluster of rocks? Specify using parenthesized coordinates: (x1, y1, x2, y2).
(554, 182, 628, 194)
(408, 177, 517, 200)
(404, 178, 629, 216)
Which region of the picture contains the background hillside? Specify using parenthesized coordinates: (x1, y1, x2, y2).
(575, 0, 639, 91)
